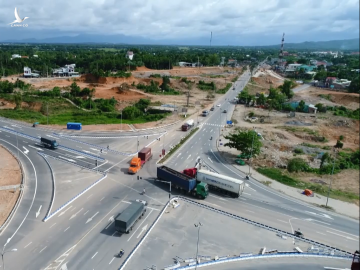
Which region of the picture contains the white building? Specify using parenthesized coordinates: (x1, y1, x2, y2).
(23, 67, 39, 78)
(11, 54, 21, 59)
(285, 64, 302, 72)
(52, 64, 79, 77)
(126, 51, 134, 60)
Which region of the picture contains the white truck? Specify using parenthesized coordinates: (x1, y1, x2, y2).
(181, 119, 195, 131)
(196, 169, 245, 198)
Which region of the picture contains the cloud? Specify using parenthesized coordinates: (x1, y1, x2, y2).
(0, 0, 358, 43)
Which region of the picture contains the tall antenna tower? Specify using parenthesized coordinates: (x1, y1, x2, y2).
(279, 33, 285, 59)
(210, 32, 212, 47)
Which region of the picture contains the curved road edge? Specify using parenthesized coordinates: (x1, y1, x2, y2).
(0, 142, 25, 235)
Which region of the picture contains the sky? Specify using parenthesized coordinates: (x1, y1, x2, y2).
(0, 0, 359, 45)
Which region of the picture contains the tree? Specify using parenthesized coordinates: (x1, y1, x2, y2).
(297, 58, 307, 64)
(297, 100, 306, 112)
(348, 76, 359, 93)
(287, 158, 309, 173)
(278, 80, 294, 99)
(70, 82, 81, 97)
(224, 129, 262, 156)
(314, 70, 327, 81)
(257, 93, 266, 105)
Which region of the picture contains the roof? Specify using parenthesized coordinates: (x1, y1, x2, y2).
(127, 51, 134, 55)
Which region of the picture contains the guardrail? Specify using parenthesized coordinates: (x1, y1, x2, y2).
(43, 172, 107, 222)
(38, 152, 105, 174)
(0, 144, 25, 233)
(174, 253, 352, 269)
(58, 145, 105, 160)
(54, 131, 166, 139)
(0, 127, 40, 142)
(118, 198, 176, 270)
(54, 134, 137, 156)
(175, 196, 352, 257)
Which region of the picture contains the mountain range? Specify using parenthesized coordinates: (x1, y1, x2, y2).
(2, 34, 359, 50)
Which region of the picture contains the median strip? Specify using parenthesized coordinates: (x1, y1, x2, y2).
(158, 127, 199, 164)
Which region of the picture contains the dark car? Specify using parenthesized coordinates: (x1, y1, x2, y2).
(223, 110, 227, 113)
(210, 107, 215, 111)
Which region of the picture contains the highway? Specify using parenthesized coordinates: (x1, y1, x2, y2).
(0, 68, 358, 270)
(163, 70, 359, 253)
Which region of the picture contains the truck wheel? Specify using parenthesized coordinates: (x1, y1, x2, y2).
(197, 194, 202, 199)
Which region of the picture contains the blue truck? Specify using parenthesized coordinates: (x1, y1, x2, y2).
(157, 166, 208, 199)
(41, 137, 58, 149)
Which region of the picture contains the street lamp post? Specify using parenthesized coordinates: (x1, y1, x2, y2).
(120, 111, 122, 131)
(194, 222, 202, 270)
(2, 238, 17, 270)
(326, 149, 337, 207)
(247, 128, 256, 179)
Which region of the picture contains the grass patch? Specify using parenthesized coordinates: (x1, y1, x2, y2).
(158, 127, 199, 164)
(261, 180, 272, 186)
(301, 143, 331, 150)
(257, 167, 359, 203)
(231, 76, 239, 82)
(216, 83, 232, 94)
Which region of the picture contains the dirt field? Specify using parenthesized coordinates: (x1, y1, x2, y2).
(0, 145, 22, 227)
(246, 69, 284, 95)
(0, 66, 241, 130)
(295, 87, 360, 110)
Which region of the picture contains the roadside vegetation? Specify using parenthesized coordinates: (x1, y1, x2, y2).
(0, 80, 169, 125)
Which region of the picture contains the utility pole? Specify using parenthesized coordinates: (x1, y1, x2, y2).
(194, 222, 202, 270)
(47, 103, 49, 125)
(326, 149, 337, 207)
(248, 128, 256, 179)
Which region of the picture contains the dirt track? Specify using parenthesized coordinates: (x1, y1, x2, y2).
(0, 145, 21, 227)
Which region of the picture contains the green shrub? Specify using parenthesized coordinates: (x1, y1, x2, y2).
(287, 158, 309, 173)
(294, 148, 304, 154)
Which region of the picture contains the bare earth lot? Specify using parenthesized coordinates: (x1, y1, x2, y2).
(0, 145, 22, 227)
(1, 66, 241, 131)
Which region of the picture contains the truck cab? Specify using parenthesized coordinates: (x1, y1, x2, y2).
(196, 182, 209, 199)
(128, 147, 152, 174)
(128, 157, 141, 174)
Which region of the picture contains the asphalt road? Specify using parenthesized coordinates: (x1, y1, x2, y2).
(0, 67, 358, 270)
(163, 70, 359, 252)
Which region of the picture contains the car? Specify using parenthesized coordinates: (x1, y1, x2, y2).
(223, 110, 227, 113)
(210, 107, 215, 111)
(216, 104, 221, 107)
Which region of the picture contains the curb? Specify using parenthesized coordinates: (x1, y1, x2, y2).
(0, 144, 25, 234)
(175, 253, 352, 269)
(37, 153, 56, 220)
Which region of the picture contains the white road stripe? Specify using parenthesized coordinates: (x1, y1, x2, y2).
(91, 252, 98, 259)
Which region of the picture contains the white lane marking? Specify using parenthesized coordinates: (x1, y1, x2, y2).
(246, 210, 255, 213)
(326, 231, 358, 241)
(209, 194, 228, 201)
(105, 221, 114, 230)
(50, 223, 56, 228)
(243, 192, 251, 196)
(36, 205, 42, 218)
(83, 210, 89, 215)
(70, 208, 84, 220)
(128, 209, 153, 242)
(277, 219, 288, 224)
(91, 252, 98, 259)
(86, 212, 99, 224)
(186, 154, 191, 160)
(24, 242, 32, 248)
(87, 194, 93, 199)
(23, 146, 29, 154)
(58, 206, 73, 217)
(58, 156, 76, 163)
(90, 148, 99, 151)
(122, 200, 131, 204)
(64, 227, 70, 232)
(320, 228, 359, 239)
(100, 197, 105, 202)
(109, 257, 115, 264)
(39, 246, 47, 253)
(136, 224, 148, 239)
(304, 218, 330, 226)
(0, 139, 38, 241)
(316, 231, 326, 235)
(28, 145, 43, 151)
(240, 198, 246, 201)
(111, 231, 117, 236)
(245, 183, 256, 192)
